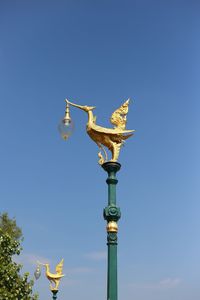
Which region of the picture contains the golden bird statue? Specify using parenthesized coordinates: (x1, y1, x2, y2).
(66, 99, 135, 164)
(38, 259, 65, 291)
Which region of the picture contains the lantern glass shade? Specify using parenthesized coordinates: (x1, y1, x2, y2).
(58, 118, 74, 141)
(34, 266, 41, 280)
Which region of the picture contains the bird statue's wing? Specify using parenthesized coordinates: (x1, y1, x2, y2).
(56, 259, 64, 275)
(110, 99, 130, 130)
(91, 123, 134, 135)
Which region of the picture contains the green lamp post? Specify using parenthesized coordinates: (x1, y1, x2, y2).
(59, 98, 134, 300)
(103, 161, 121, 300)
(52, 290, 58, 300)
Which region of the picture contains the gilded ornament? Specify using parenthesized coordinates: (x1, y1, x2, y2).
(37, 259, 65, 291)
(65, 99, 134, 164)
(107, 221, 118, 233)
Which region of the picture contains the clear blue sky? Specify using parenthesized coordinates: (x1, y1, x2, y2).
(1, 1, 200, 299)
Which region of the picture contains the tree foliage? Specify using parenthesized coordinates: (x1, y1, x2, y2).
(0, 213, 38, 300)
(0, 212, 22, 241)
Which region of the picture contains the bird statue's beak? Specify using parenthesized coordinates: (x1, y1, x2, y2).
(37, 260, 47, 266)
(66, 99, 95, 112)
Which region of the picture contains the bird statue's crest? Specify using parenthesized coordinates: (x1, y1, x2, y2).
(55, 258, 64, 275)
(110, 99, 130, 130)
(65, 98, 135, 165)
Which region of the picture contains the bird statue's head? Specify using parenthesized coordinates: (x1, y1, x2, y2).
(37, 261, 49, 267)
(66, 99, 95, 112)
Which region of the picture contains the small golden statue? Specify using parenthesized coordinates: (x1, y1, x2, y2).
(65, 99, 135, 164)
(37, 259, 65, 291)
